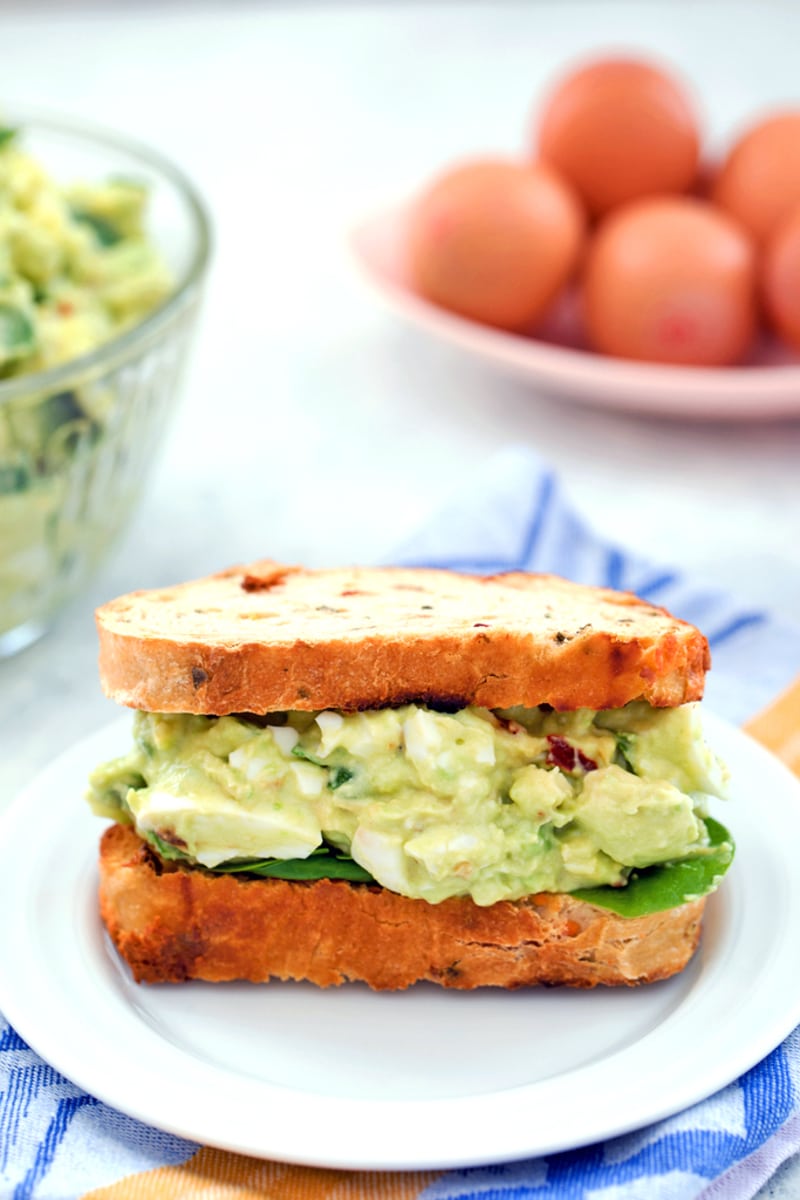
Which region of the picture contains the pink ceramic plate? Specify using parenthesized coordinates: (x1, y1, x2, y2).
(351, 205, 800, 421)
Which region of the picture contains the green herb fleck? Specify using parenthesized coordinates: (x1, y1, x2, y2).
(615, 732, 636, 773)
(292, 745, 325, 768)
(0, 462, 29, 494)
(70, 208, 123, 247)
(292, 745, 354, 790)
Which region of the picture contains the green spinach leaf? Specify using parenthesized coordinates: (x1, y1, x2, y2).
(0, 304, 35, 359)
(147, 832, 191, 862)
(573, 816, 734, 917)
(212, 844, 374, 883)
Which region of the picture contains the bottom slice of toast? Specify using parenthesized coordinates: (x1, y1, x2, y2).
(98, 823, 705, 989)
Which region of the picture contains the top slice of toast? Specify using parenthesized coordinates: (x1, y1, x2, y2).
(95, 561, 710, 714)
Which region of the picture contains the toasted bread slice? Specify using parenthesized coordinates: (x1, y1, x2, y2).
(96, 562, 709, 714)
(99, 824, 705, 990)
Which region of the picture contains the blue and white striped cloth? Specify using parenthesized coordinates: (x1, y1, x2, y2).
(2, 446, 800, 1198)
(394, 446, 800, 729)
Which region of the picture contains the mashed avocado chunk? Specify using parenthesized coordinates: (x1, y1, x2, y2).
(88, 701, 730, 908)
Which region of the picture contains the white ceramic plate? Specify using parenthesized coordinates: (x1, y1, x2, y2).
(351, 206, 800, 421)
(1, 712, 799, 1170)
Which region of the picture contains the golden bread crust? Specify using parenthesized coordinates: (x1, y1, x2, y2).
(99, 824, 706, 990)
(96, 562, 710, 714)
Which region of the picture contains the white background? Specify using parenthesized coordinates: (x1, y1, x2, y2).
(0, 2, 799, 1193)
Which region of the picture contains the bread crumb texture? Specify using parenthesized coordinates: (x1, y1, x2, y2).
(96, 562, 710, 714)
(99, 825, 705, 990)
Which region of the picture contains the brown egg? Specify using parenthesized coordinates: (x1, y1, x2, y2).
(537, 57, 701, 217)
(762, 207, 800, 348)
(713, 111, 800, 244)
(407, 159, 585, 331)
(584, 197, 757, 365)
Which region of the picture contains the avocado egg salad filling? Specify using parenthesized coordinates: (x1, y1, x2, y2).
(89, 700, 733, 916)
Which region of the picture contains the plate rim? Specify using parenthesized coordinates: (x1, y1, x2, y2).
(350, 205, 800, 421)
(1, 710, 799, 1170)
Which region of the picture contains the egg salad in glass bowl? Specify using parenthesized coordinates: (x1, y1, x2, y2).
(0, 114, 210, 656)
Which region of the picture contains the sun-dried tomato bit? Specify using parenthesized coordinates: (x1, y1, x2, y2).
(545, 734, 598, 774)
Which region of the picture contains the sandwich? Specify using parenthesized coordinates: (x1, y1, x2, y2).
(87, 560, 733, 990)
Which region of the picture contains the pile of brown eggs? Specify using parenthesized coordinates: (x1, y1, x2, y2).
(407, 57, 800, 366)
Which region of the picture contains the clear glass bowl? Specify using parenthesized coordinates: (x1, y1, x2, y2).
(0, 115, 211, 657)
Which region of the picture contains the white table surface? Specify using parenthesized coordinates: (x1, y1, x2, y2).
(1, 2, 799, 1194)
